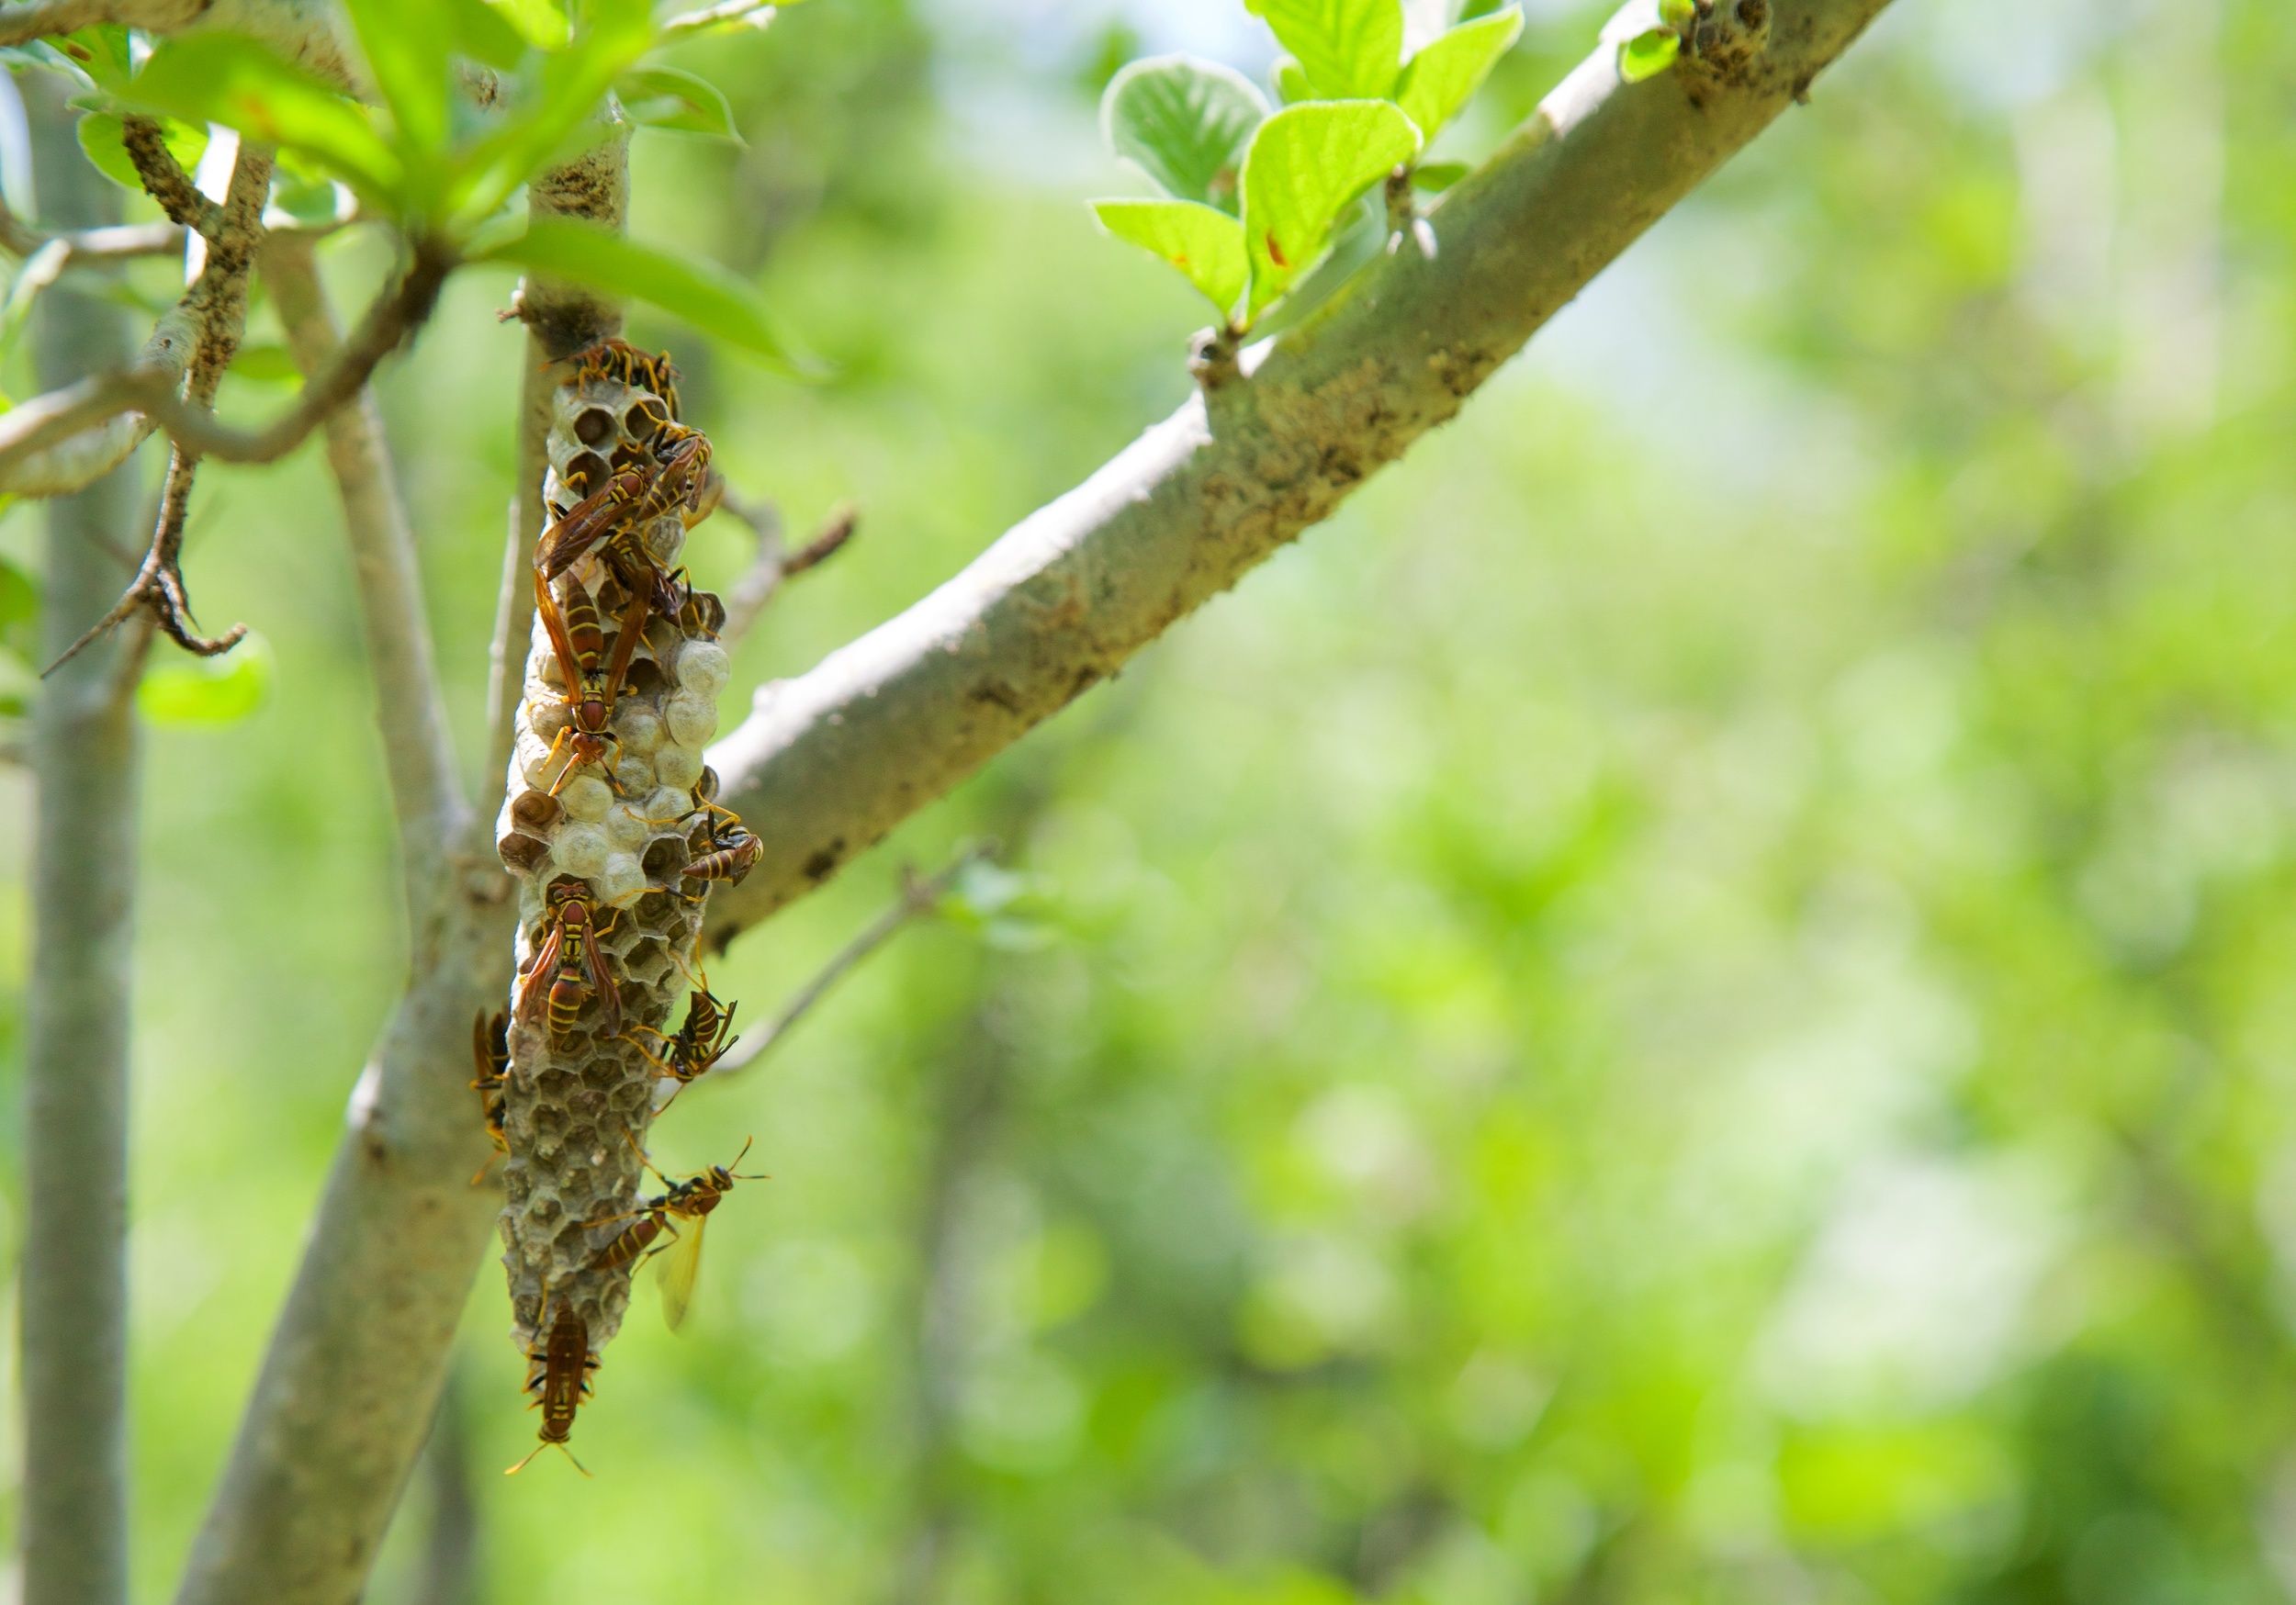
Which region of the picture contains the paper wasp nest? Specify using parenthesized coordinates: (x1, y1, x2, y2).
(493, 367, 730, 1357)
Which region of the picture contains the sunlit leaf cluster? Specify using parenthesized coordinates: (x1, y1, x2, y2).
(0, 0, 808, 376)
(1092, 0, 1522, 335)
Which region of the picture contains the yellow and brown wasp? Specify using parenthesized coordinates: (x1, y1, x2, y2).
(681, 800, 762, 892)
(533, 570, 647, 797)
(589, 1138, 766, 1331)
(515, 879, 621, 1044)
(560, 336, 682, 418)
(505, 1294, 596, 1476)
(625, 984, 740, 1087)
(469, 1009, 510, 1184)
(536, 425, 715, 601)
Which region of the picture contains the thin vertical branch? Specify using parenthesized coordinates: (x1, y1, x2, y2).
(487, 115, 629, 789)
(264, 238, 468, 893)
(18, 69, 141, 1605)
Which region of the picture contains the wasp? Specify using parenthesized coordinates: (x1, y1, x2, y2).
(533, 570, 647, 797)
(681, 799, 762, 891)
(560, 337, 682, 419)
(506, 1295, 596, 1476)
(515, 879, 621, 1043)
(536, 424, 715, 600)
(469, 1009, 510, 1184)
(625, 984, 740, 1086)
(589, 1138, 766, 1331)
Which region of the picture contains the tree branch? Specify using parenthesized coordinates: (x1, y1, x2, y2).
(0, 0, 354, 80)
(0, 193, 183, 263)
(659, 0, 776, 39)
(44, 138, 273, 670)
(0, 236, 455, 492)
(703, 0, 1888, 947)
(264, 237, 467, 892)
(171, 130, 629, 1605)
(489, 113, 629, 788)
(18, 70, 141, 1605)
(121, 114, 222, 236)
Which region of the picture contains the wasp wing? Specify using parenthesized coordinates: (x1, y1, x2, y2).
(582, 926, 621, 1039)
(658, 1213, 707, 1332)
(514, 925, 563, 1027)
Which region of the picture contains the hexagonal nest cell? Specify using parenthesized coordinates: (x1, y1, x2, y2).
(492, 360, 731, 1364)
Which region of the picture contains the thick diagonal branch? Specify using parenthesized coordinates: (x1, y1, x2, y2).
(703, 0, 1886, 945)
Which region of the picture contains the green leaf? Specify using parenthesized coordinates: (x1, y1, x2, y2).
(442, 0, 653, 227)
(618, 65, 742, 142)
(228, 344, 304, 384)
(1247, 191, 1381, 339)
(448, 0, 538, 69)
(1618, 27, 1682, 83)
(75, 109, 208, 197)
(478, 0, 569, 50)
(1267, 55, 1322, 103)
(1100, 56, 1266, 215)
(137, 634, 274, 727)
(1658, 0, 1696, 26)
(1396, 7, 1521, 140)
(50, 26, 135, 91)
(1244, 0, 1404, 99)
(1411, 159, 1469, 192)
(0, 554, 39, 664)
(128, 35, 403, 207)
(472, 217, 819, 376)
(343, 0, 454, 167)
(1093, 199, 1247, 320)
(1240, 99, 1421, 319)
(264, 173, 356, 230)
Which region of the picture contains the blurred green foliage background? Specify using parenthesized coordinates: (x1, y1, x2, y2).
(4, 0, 2295, 1599)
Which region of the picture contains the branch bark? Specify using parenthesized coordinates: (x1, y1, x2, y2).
(19, 69, 141, 1605)
(488, 114, 629, 787)
(703, 0, 1894, 947)
(264, 238, 464, 895)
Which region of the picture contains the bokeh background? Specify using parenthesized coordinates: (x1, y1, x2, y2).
(4, 0, 2294, 1599)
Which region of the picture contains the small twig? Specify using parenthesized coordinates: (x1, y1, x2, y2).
(716, 495, 857, 645)
(121, 115, 223, 238)
(658, 0, 776, 39)
(0, 238, 455, 494)
(44, 140, 273, 673)
(0, 193, 183, 264)
(265, 237, 468, 877)
(706, 841, 993, 1079)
